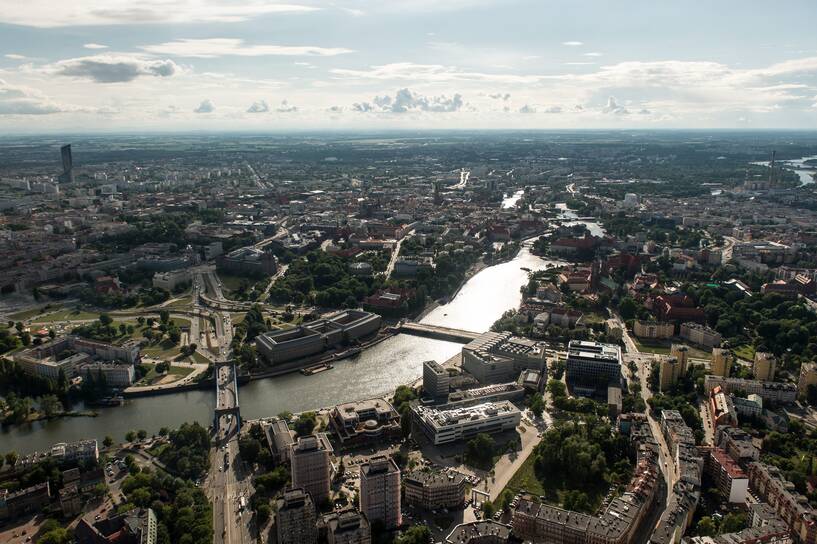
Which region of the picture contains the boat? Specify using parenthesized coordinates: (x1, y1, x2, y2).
(87, 395, 124, 407)
(520, 267, 531, 272)
(300, 363, 334, 376)
(334, 347, 362, 360)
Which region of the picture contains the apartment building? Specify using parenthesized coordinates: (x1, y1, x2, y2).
(359, 456, 401, 530)
(633, 320, 674, 340)
(710, 348, 731, 378)
(276, 488, 318, 544)
(324, 510, 371, 544)
(404, 469, 467, 510)
(703, 376, 797, 405)
(704, 448, 748, 503)
(679, 323, 722, 348)
(290, 434, 333, 505)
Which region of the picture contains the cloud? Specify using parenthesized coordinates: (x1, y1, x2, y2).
(602, 96, 629, 115)
(140, 38, 353, 58)
(562, 41, 584, 46)
(327, 105, 344, 113)
(246, 100, 269, 113)
(83, 43, 109, 50)
(353, 88, 464, 113)
(45, 55, 179, 83)
(332, 62, 546, 84)
(584, 52, 603, 57)
(194, 99, 215, 113)
(4, 54, 27, 60)
(0, 79, 67, 115)
(276, 99, 297, 112)
(543, 106, 562, 113)
(0, 1, 319, 27)
(518, 104, 536, 114)
(488, 93, 511, 101)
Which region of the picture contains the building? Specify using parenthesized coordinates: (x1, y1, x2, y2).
(78, 362, 136, 387)
(290, 434, 333, 505)
(748, 463, 817, 544)
(703, 375, 797, 405)
(393, 256, 434, 277)
(679, 323, 722, 348)
(264, 418, 295, 466)
(329, 399, 402, 446)
(50, 439, 100, 464)
(633, 320, 674, 340)
(446, 521, 512, 544)
(256, 310, 381, 365)
(152, 269, 191, 291)
(709, 386, 738, 428)
(413, 401, 520, 446)
(216, 246, 277, 277)
(716, 427, 759, 468)
(324, 510, 371, 544)
(360, 456, 401, 530)
(14, 336, 142, 381)
(704, 448, 748, 503)
(659, 356, 683, 392)
(276, 488, 318, 544)
(59, 144, 74, 184)
(424, 360, 451, 400)
(75, 507, 157, 544)
(0, 482, 50, 520)
(404, 469, 467, 510)
(444, 382, 525, 407)
(565, 340, 622, 397)
(682, 503, 790, 544)
(798, 362, 817, 397)
(669, 344, 689, 376)
(60, 483, 83, 517)
(518, 369, 545, 393)
(462, 331, 548, 384)
(753, 352, 777, 382)
(710, 348, 731, 378)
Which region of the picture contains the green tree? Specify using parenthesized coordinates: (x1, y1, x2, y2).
(529, 393, 545, 418)
(99, 314, 113, 326)
(125, 430, 136, 442)
(103, 435, 114, 448)
(465, 433, 496, 469)
(697, 517, 717, 537)
(395, 525, 431, 544)
(5, 451, 18, 467)
(293, 412, 317, 437)
(137, 429, 148, 440)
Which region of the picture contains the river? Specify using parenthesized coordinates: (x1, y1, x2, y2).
(1, 246, 557, 454)
(751, 155, 817, 187)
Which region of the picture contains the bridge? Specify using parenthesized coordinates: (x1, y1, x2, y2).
(213, 360, 241, 434)
(398, 321, 481, 343)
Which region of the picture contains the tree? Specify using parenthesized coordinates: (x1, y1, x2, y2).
(696, 517, 717, 537)
(239, 438, 262, 465)
(125, 430, 136, 442)
(395, 525, 431, 544)
(482, 500, 496, 519)
(103, 435, 114, 448)
(159, 310, 170, 324)
(529, 393, 545, 418)
(5, 451, 18, 467)
(99, 314, 113, 326)
(619, 297, 638, 320)
(40, 395, 63, 417)
(465, 433, 496, 469)
(137, 429, 147, 440)
(293, 412, 317, 437)
(720, 513, 747, 534)
(37, 528, 72, 544)
(256, 503, 271, 524)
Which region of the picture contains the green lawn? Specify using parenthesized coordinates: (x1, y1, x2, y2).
(30, 308, 100, 323)
(7, 307, 50, 321)
(191, 352, 210, 365)
(135, 362, 195, 385)
(633, 338, 672, 355)
(504, 453, 546, 497)
(733, 344, 756, 362)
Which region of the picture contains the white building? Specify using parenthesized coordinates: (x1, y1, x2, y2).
(152, 269, 191, 291)
(413, 401, 521, 445)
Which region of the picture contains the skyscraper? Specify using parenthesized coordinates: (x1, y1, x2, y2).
(359, 455, 401, 530)
(290, 434, 333, 505)
(59, 144, 74, 184)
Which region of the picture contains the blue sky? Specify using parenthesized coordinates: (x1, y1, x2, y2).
(1, 0, 816, 132)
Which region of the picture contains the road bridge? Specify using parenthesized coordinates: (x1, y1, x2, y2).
(398, 321, 481, 343)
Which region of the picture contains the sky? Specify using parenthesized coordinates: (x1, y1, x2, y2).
(1, 0, 817, 132)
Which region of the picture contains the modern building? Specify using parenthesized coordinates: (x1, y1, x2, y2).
(423, 360, 450, 400)
(78, 362, 136, 387)
(412, 401, 521, 446)
(798, 362, 817, 397)
(633, 320, 674, 340)
(276, 488, 318, 544)
(359, 456, 401, 530)
(703, 375, 797, 405)
(679, 323, 722, 348)
(565, 340, 622, 397)
(59, 144, 74, 184)
(290, 434, 333, 505)
(404, 469, 467, 510)
(216, 246, 277, 277)
(752, 352, 777, 382)
(324, 510, 371, 544)
(329, 398, 402, 446)
(710, 348, 731, 378)
(444, 382, 526, 408)
(50, 439, 100, 464)
(264, 418, 295, 466)
(462, 331, 548, 384)
(704, 448, 748, 503)
(152, 269, 191, 291)
(256, 310, 381, 365)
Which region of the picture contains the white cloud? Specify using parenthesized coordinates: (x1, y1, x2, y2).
(562, 41, 584, 46)
(353, 88, 464, 113)
(83, 43, 109, 50)
(518, 104, 536, 113)
(276, 99, 297, 112)
(194, 99, 215, 113)
(42, 54, 179, 83)
(4, 54, 27, 60)
(543, 106, 562, 113)
(247, 100, 269, 113)
(331, 62, 547, 84)
(488, 93, 511, 100)
(602, 96, 628, 114)
(0, 1, 319, 28)
(0, 79, 69, 114)
(584, 52, 602, 57)
(140, 38, 353, 58)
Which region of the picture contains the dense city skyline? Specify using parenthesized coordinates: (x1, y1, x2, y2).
(1, 0, 817, 132)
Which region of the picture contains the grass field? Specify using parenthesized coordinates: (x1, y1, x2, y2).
(504, 453, 546, 497)
(733, 344, 756, 361)
(135, 362, 195, 385)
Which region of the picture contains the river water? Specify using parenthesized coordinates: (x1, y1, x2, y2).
(751, 155, 817, 187)
(1, 244, 558, 454)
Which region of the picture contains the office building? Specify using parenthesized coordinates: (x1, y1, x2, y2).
(256, 310, 381, 365)
(290, 434, 333, 505)
(710, 348, 731, 378)
(78, 362, 136, 387)
(462, 331, 547, 384)
(59, 144, 74, 184)
(565, 340, 622, 397)
(152, 269, 191, 291)
(276, 488, 318, 544)
(752, 352, 777, 382)
(216, 246, 277, 277)
(423, 360, 450, 400)
(329, 398, 402, 446)
(360, 456, 401, 530)
(413, 401, 521, 445)
(324, 510, 371, 544)
(404, 470, 467, 510)
(799, 363, 817, 397)
(264, 418, 295, 466)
